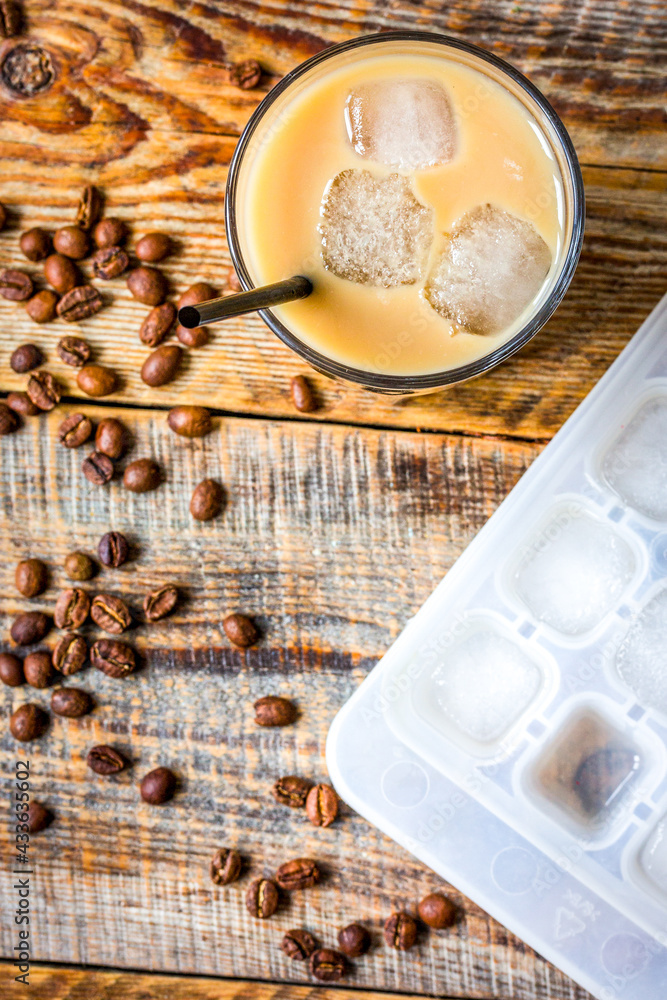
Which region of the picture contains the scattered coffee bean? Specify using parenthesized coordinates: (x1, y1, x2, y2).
(11, 611, 51, 646)
(418, 892, 457, 929)
(305, 783, 338, 828)
(98, 531, 129, 567)
(178, 282, 215, 310)
(282, 929, 316, 961)
(93, 217, 126, 249)
(190, 479, 224, 520)
(0, 0, 21, 37)
(223, 613, 258, 648)
(7, 391, 39, 417)
(135, 232, 171, 262)
(276, 858, 320, 890)
(64, 551, 95, 581)
(310, 949, 346, 983)
(143, 584, 178, 622)
(58, 412, 93, 448)
(10, 703, 49, 741)
(27, 801, 53, 833)
(57, 335, 91, 366)
(87, 744, 126, 774)
(92, 245, 129, 280)
(91, 638, 135, 678)
(0, 652, 24, 686)
(10, 343, 42, 373)
(51, 686, 92, 718)
(95, 418, 129, 459)
(15, 557, 48, 597)
(123, 458, 161, 493)
(57, 285, 103, 322)
(27, 370, 61, 410)
(82, 450, 114, 485)
(176, 324, 209, 348)
(53, 225, 88, 260)
(141, 344, 182, 386)
(246, 878, 279, 919)
(44, 253, 78, 294)
(91, 594, 132, 634)
(127, 266, 167, 305)
(0, 201, 5, 228)
(0, 402, 20, 434)
(54, 587, 90, 629)
(140, 766, 176, 804)
(26, 289, 59, 323)
(20, 227, 51, 261)
(273, 775, 312, 809)
(227, 58, 262, 89)
(23, 650, 54, 688)
(338, 923, 370, 958)
(254, 696, 297, 727)
(0, 268, 33, 300)
(210, 848, 242, 886)
(139, 301, 176, 347)
(167, 405, 212, 438)
(52, 632, 87, 675)
(384, 912, 418, 950)
(290, 374, 317, 413)
(75, 185, 101, 231)
(227, 266, 241, 292)
(77, 364, 116, 397)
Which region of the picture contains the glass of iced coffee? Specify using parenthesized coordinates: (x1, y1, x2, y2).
(226, 31, 584, 393)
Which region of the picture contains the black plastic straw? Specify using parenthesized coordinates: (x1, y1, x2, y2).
(178, 275, 313, 328)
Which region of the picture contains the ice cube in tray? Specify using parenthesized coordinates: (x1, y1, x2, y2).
(640, 815, 667, 898)
(601, 395, 667, 522)
(616, 588, 667, 717)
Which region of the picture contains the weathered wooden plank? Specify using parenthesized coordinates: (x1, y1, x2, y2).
(0, 406, 588, 998)
(0, 166, 664, 440)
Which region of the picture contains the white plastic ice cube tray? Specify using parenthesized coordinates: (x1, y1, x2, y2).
(327, 295, 667, 1000)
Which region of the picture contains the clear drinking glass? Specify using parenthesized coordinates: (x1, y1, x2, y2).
(225, 31, 585, 395)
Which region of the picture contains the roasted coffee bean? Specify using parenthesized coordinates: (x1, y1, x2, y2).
(141, 344, 182, 386)
(0, 402, 20, 434)
(10, 703, 48, 741)
(98, 531, 129, 567)
(418, 893, 457, 929)
(227, 59, 262, 89)
(53, 225, 88, 260)
(57, 285, 103, 322)
(305, 783, 338, 828)
(210, 848, 242, 886)
(27, 370, 61, 410)
(95, 418, 128, 459)
(26, 289, 58, 323)
(87, 744, 126, 775)
(167, 405, 211, 438)
(76, 364, 116, 397)
(282, 929, 316, 961)
(51, 686, 92, 718)
(227, 266, 241, 292)
(11, 611, 51, 646)
(91, 594, 132, 634)
(64, 551, 95, 581)
(27, 802, 53, 833)
(15, 557, 48, 597)
(0, 652, 24, 686)
(275, 858, 321, 891)
(139, 301, 175, 347)
(20, 227, 51, 261)
(44, 253, 78, 294)
(338, 923, 370, 958)
(0, 1, 22, 39)
(135, 232, 171, 262)
(190, 479, 224, 521)
(10, 342, 42, 373)
(76, 185, 101, 231)
(143, 585, 178, 622)
(573, 747, 638, 815)
(245, 878, 279, 919)
(91, 638, 135, 678)
(93, 217, 126, 249)
(23, 650, 54, 688)
(58, 412, 93, 448)
(140, 766, 176, 804)
(223, 613, 258, 648)
(290, 374, 317, 413)
(82, 450, 114, 485)
(127, 266, 167, 306)
(0, 268, 33, 300)
(310, 949, 346, 983)
(54, 587, 90, 629)
(176, 324, 209, 348)
(52, 632, 87, 675)
(57, 335, 91, 366)
(384, 912, 418, 950)
(7, 391, 39, 417)
(273, 775, 313, 809)
(123, 458, 161, 493)
(92, 245, 129, 280)
(254, 696, 296, 727)
(178, 282, 216, 310)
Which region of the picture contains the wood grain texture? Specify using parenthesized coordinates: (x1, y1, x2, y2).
(0, 405, 594, 999)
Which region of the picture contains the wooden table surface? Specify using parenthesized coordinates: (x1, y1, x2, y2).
(0, 1, 665, 998)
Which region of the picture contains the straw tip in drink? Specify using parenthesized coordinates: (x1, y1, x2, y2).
(178, 306, 200, 329)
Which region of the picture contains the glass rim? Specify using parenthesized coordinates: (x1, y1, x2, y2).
(225, 29, 586, 392)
